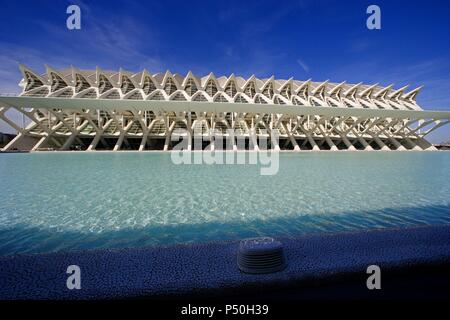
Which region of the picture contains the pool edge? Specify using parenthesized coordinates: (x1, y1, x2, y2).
(1, 224, 450, 300)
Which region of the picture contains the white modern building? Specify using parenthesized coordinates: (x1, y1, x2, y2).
(0, 64, 449, 151)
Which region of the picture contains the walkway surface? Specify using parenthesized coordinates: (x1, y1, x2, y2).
(1, 224, 450, 299)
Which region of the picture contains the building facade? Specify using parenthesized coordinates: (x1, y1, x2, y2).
(0, 64, 449, 151)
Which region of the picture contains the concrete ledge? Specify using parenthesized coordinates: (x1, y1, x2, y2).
(1, 224, 450, 300)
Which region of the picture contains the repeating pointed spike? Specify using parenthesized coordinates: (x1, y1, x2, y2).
(7, 65, 446, 121)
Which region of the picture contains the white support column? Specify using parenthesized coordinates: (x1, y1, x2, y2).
(411, 136, 437, 151)
(208, 115, 215, 152)
(209, 130, 215, 152)
(404, 137, 422, 151)
(361, 138, 374, 151)
(139, 132, 148, 151)
(28, 118, 64, 151)
(371, 135, 391, 151)
(163, 121, 176, 151)
(230, 130, 237, 151)
(113, 129, 126, 151)
(0, 105, 41, 151)
(352, 130, 373, 151)
(295, 115, 320, 151)
(395, 120, 438, 151)
(2, 133, 24, 151)
(306, 133, 320, 151)
(187, 131, 193, 151)
(339, 135, 356, 151)
(132, 110, 148, 152)
(113, 134, 125, 151)
(225, 128, 237, 151)
(88, 133, 102, 151)
(113, 118, 134, 151)
(280, 122, 299, 151)
(61, 133, 78, 150)
(373, 119, 406, 151)
(387, 136, 406, 150)
(50, 136, 62, 149)
(344, 117, 373, 151)
(163, 135, 170, 151)
(31, 136, 49, 151)
(61, 120, 88, 151)
(270, 128, 281, 151)
(324, 134, 338, 151)
(249, 128, 259, 151)
(318, 123, 338, 151)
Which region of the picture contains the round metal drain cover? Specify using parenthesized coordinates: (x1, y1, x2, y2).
(237, 237, 286, 274)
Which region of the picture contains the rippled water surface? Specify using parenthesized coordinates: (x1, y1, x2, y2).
(0, 151, 449, 255)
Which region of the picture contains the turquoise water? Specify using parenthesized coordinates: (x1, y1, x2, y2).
(0, 151, 449, 255)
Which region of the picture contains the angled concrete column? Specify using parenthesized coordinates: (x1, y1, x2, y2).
(139, 132, 148, 151)
(317, 122, 338, 151)
(187, 133, 193, 151)
(271, 138, 281, 151)
(113, 134, 125, 151)
(113, 120, 134, 151)
(412, 137, 436, 151)
(31, 136, 50, 151)
(163, 134, 171, 151)
(306, 134, 320, 151)
(371, 136, 391, 151)
(61, 121, 86, 151)
(163, 122, 176, 151)
(270, 129, 281, 151)
(388, 136, 406, 151)
(339, 135, 356, 151)
(231, 136, 237, 151)
(61, 133, 78, 150)
(2, 133, 24, 151)
(50, 137, 62, 148)
(404, 137, 422, 151)
(249, 129, 259, 151)
(325, 136, 338, 151)
(357, 136, 373, 151)
(88, 133, 102, 151)
(280, 123, 298, 151)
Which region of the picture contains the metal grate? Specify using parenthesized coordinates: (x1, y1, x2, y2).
(237, 237, 286, 274)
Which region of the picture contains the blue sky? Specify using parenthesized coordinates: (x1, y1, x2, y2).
(0, 0, 449, 142)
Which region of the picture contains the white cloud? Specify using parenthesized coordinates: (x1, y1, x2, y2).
(297, 58, 310, 73)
